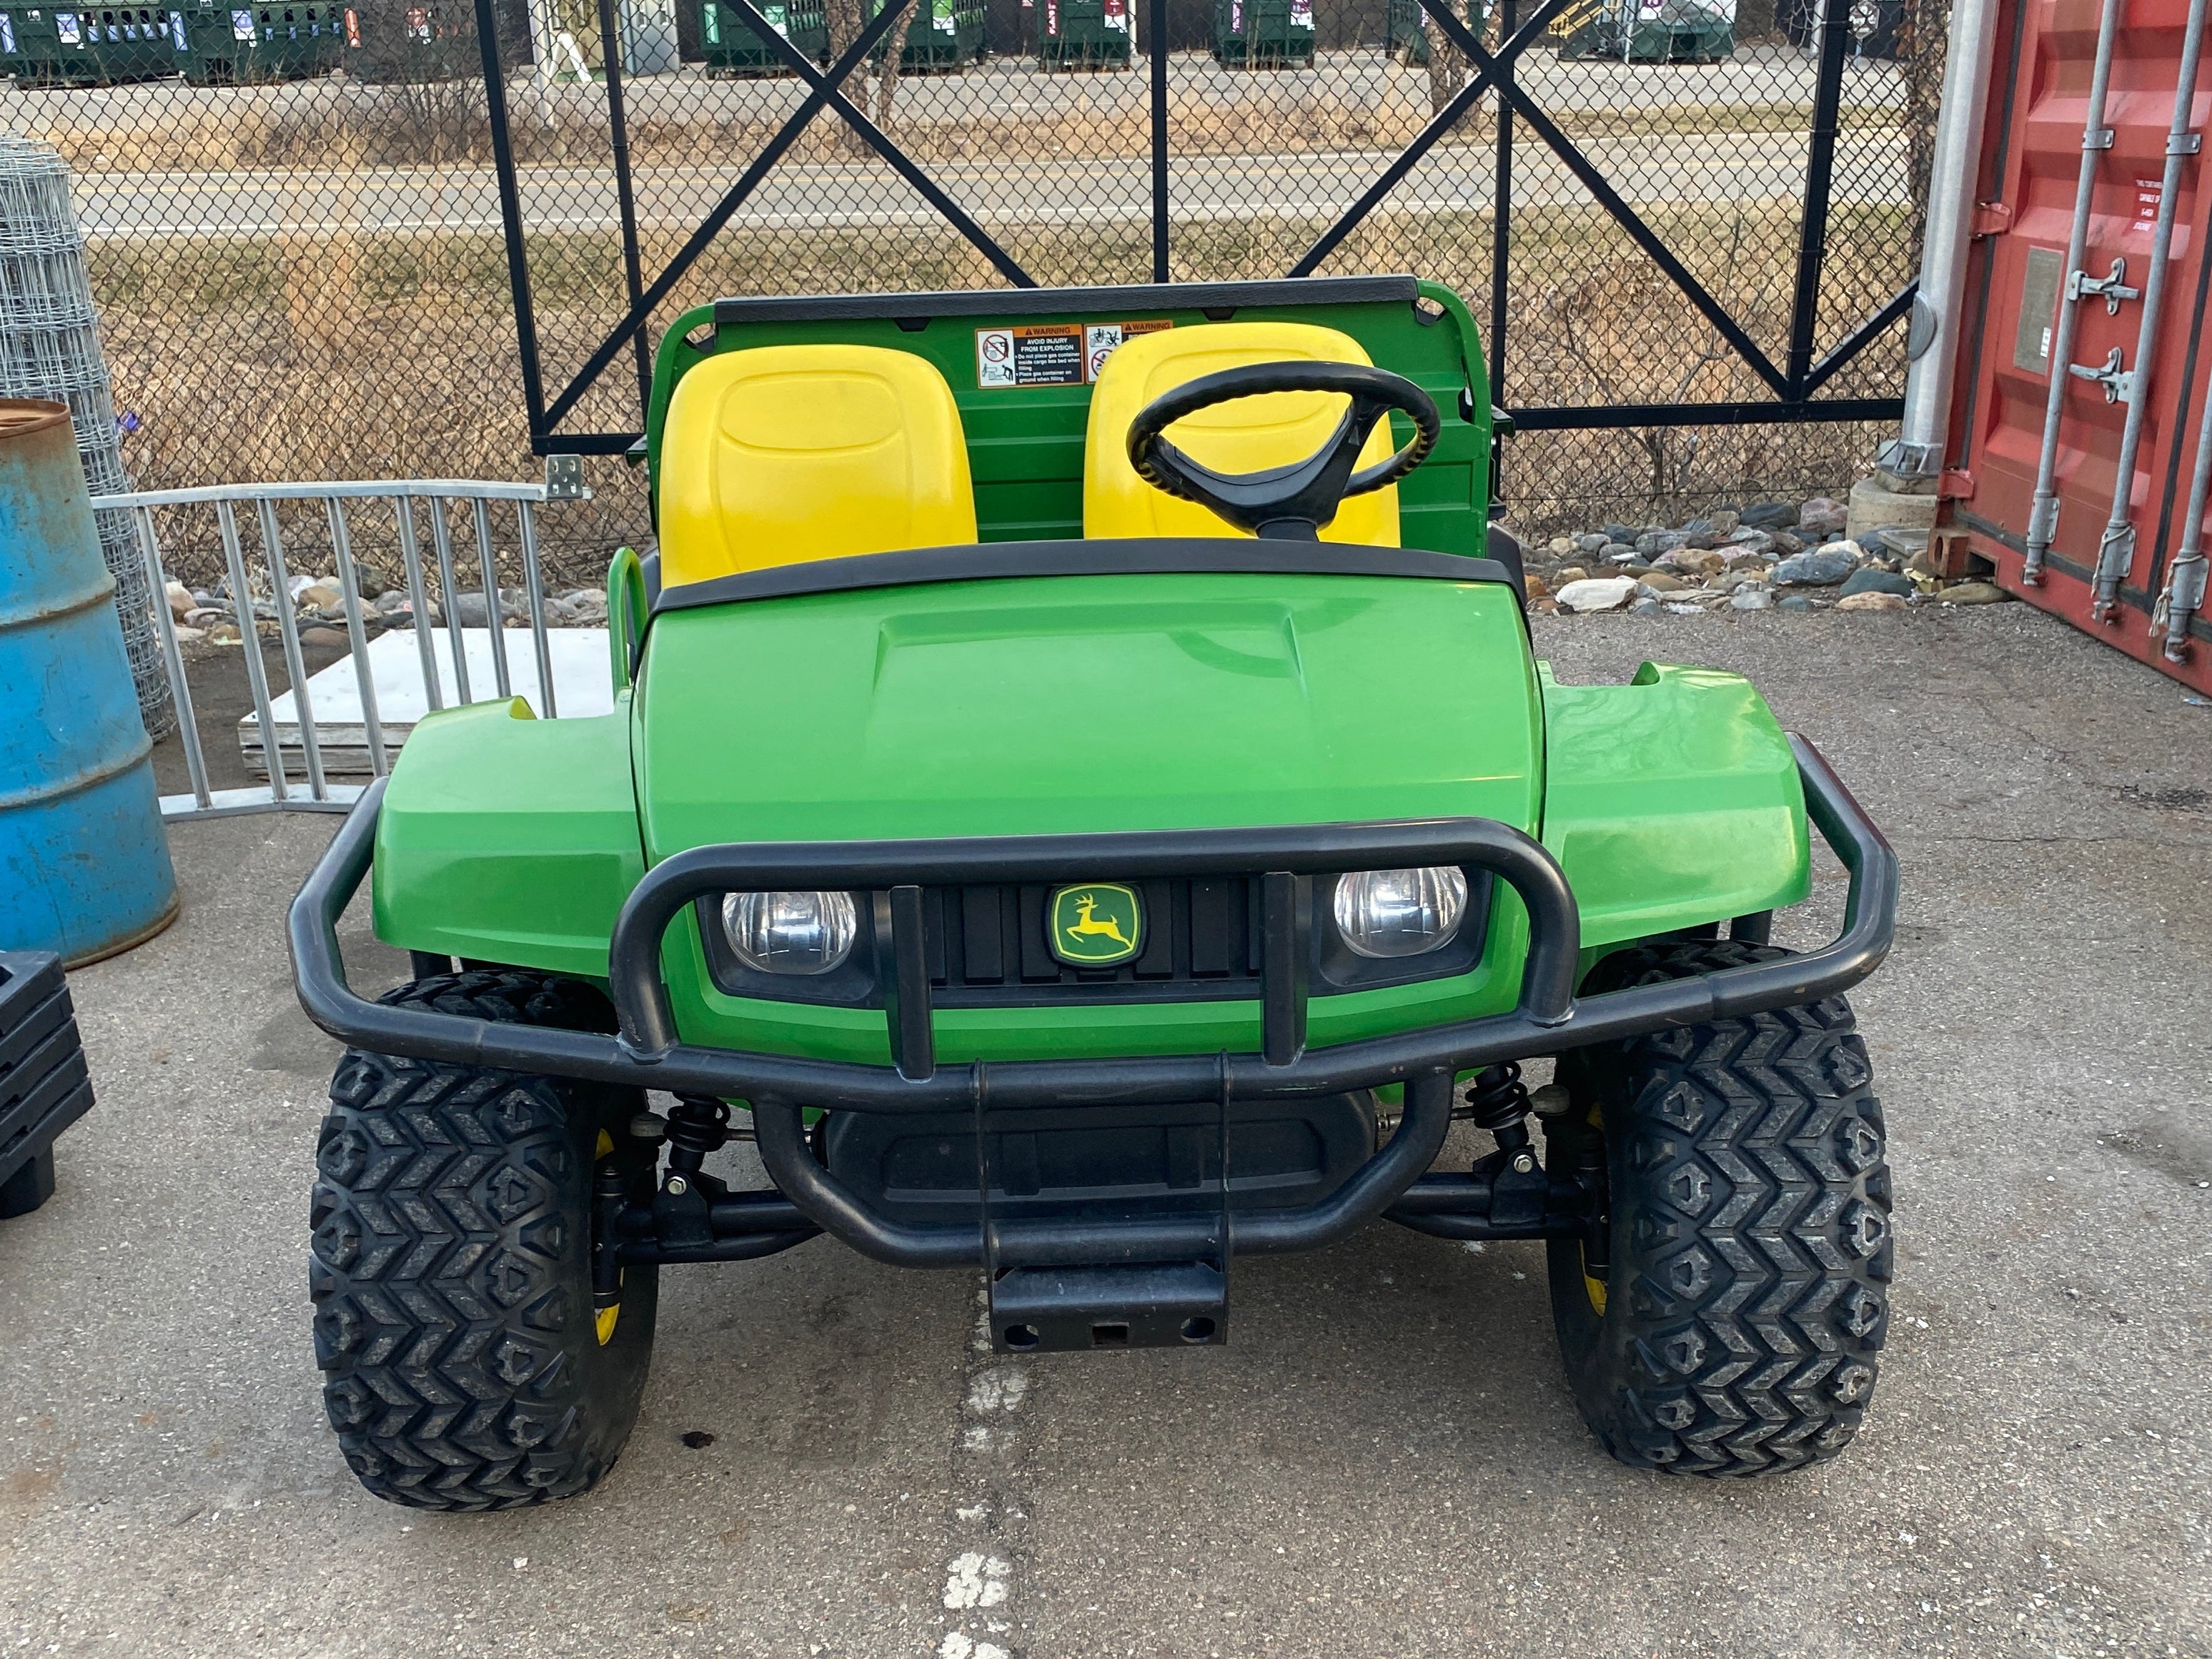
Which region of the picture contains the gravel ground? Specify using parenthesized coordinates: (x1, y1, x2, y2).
(4, 602, 2208, 1658)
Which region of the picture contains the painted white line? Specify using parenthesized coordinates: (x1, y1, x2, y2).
(936, 1283, 1031, 1659)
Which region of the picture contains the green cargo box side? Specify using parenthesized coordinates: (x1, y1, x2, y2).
(699, 0, 827, 74)
(1037, 0, 1129, 69)
(1211, 0, 1311, 68)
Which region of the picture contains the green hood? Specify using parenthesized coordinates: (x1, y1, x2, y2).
(634, 570, 1539, 859)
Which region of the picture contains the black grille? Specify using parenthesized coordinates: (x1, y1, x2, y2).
(923, 879, 1261, 1001)
(695, 871, 1490, 1009)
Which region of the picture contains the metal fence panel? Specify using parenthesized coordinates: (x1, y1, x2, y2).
(3, 0, 1946, 553)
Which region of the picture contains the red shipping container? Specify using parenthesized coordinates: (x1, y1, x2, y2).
(1948, 0, 2212, 692)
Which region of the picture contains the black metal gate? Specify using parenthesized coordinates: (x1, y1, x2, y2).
(479, 0, 1937, 526)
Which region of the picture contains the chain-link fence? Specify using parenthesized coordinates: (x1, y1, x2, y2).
(0, 0, 1945, 573)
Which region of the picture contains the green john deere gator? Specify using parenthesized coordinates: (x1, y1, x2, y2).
(292, 274, 1898, 1510)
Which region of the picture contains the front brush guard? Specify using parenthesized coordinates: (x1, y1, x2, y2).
(290, 735, 1896, 1272)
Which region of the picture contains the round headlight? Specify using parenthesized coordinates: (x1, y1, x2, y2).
(1332, 866, 1469, 959)
(720, 890, 858, 976)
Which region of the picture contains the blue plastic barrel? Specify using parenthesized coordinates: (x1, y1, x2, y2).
(0, 399, 177, 964)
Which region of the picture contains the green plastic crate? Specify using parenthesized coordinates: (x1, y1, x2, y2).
(1036, 0, 1128, 70)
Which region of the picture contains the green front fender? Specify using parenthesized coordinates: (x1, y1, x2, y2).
(1538, 659, 1811, 958)
(370, 697, 645, 979)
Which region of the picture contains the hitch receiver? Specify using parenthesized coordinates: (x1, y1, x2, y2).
(991, 1260, 1227, 1353)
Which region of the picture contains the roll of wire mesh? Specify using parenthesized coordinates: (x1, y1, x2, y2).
(0, 135, 171, 737)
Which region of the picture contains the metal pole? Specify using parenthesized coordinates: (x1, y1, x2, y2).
(477, 0, 547, 445)
(1785, 0, 1855, 395)
(595, 0, 654, 424)
(1495, 0, 1512, 422)
(1881, 0, 2003, 477)
(2091, 0, 2209, 623)
(1149, 0, 1169, 282)
(2157, 377, 2212, 660)
(2021, 0, 2128, 583)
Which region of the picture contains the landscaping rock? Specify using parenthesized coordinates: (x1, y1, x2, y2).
(1938, 580, 2012, 605)
(298, 581, 344, 611)
(1601, 522, 1639, 545)
(1838, 567, 1915, 599)
(1556, 576, 1640, 613)
(1707, 508, 1740, 536)
(1777, 593, 1816, 613)
(451, 588, 527, 627)
(1677, 517, 1720, 549)
(1659, 548, 1725, 578)
(1524, 573, 1551, 599)
(1665, 603, 1707, 615)
(1574, 533, 1610, 556)
(164, 579, 194, 620)
(1740, 501, 1798, 530)
(1797, 496, 1848, 538)
(1730, 585, 1774, 610)
(1837, 590, 1909, 612)
(1635, 530, 1687, 559)
(1772, 547, 1859, 587)
(1629, 597, 1662, 615)
(170, 625, 205, 643)
(1548, 537, 1576, 556)
(1712, 566, 1772, 593)
(1637, 571, 1687, 593)
(1556, 565, 1589, 586)
(1600, 541, 1637, 563)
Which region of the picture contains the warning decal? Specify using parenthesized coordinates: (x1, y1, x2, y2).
(1082, 318, 1171, 382)
(976, 325, 1084, 387)
(978, 319, 1171, 388)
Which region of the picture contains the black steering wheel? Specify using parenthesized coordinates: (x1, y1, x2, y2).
(1126, 361, 1442, 540)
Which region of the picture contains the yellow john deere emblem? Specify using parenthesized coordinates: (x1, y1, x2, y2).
(1050, 883, 1143, 966)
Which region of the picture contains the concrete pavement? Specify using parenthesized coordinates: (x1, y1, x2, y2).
(3, 602, 2208, 1656)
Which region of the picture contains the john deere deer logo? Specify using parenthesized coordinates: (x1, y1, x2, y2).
(1049, 883, 1143, 966)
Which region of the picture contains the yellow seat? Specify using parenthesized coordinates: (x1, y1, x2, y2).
(1083, 322, 1400, 545)
(657, 344, 978, 587)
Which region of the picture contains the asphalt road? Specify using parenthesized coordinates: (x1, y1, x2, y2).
(4, 602, 2210, 1657)
(65, 126, 1900, 239)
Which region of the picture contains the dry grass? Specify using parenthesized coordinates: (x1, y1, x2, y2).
(89, 189, 1910, 574)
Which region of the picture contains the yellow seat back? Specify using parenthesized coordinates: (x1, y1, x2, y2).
(1083, 322, 1400, 545)
(657, 344, 978, 587)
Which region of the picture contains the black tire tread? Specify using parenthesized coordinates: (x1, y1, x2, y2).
(1551, 939, 1892, 1477)
(309, 970, 648, 1511)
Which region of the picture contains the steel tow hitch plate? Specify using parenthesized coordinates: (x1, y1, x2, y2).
(990, 1261, 1227, 1354)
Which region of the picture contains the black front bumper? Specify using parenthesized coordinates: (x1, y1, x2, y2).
(290, 734, 1896, 1278)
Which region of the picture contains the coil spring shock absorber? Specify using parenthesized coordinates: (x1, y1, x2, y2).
(1462, 1061, 1538, 1174)
(663, 1094, 731, 1194)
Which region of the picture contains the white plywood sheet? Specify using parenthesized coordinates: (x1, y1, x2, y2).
(240, 628, 615, 776)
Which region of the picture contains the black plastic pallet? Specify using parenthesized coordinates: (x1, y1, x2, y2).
(0, 951, 94, 1219)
